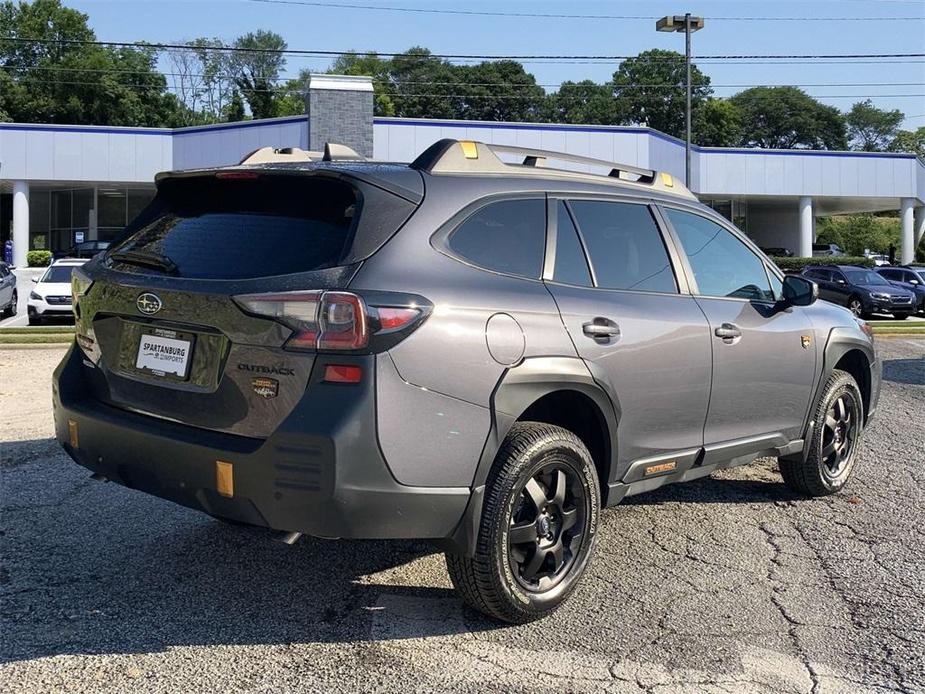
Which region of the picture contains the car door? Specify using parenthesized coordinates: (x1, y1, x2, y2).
(544, 198, 713, 479)
(806, 268, 835, 303)
(0, 265, 12, 307)
(828, 269, 855, 307)
(660, 206, 817, 452)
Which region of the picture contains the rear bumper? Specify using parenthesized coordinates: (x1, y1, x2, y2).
(53, 344, 470, 540)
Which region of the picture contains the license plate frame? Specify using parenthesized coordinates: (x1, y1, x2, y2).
(134, 328, 195, 380)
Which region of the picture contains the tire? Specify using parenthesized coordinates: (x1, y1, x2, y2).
(446, 422, 600, 624)
(893, 313, 909, 320)
(27, 312, 42, 326)
(779, 369, 863, 497)
(8, 291, 17, 317)
(847, 296, 865, 318)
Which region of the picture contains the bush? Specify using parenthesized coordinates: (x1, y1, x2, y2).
(771, 256, 875, 272)
(26, 250, 52, 267)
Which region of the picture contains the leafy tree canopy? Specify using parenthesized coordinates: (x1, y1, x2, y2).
(729, 86, 847, 150)
(888, 127, 925, 159)
(611, 49, 712, 139)
(693, 98, 742, 147)
(846, 99, 904, 151)
(0, 0, 185, 126)
(544, 80, 617, 125)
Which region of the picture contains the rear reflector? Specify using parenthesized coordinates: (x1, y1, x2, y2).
(216, 461, 234, 497)
(323, 364, 363, 383)
(68, 419, 79, 448)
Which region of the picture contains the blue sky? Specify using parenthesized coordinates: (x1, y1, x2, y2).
(68, 0, 925, 128)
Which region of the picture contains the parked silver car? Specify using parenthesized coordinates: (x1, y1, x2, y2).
(53, 140, 880, 623)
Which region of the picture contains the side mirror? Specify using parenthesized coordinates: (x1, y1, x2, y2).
(31, 277, 38, 283)
(782, 275, 818, 307)
(836, 279, 846, 285)
(910, 279, 921, 285)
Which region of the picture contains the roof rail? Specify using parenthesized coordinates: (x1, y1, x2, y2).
(323, 142, 365, 162)
(239, 146, 317, 165)
(410, 139, 693, 198)
(238, 142, 365, 165)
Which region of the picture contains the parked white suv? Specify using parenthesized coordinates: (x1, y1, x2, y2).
(28, 258, 87, 325)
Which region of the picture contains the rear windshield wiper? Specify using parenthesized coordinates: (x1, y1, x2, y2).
(108, 249, 179, 275)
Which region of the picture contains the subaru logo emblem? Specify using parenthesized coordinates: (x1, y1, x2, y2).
(136, 292, 162, 315)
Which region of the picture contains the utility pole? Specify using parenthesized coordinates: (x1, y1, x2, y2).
(656, 14, 705, 188)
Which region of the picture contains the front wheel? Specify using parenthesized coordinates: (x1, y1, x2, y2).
(847, 296, 866, 318)
(892, 313, 909, 320)
(779, 369, 863, 496)
(446, 422, 600, 624)
(27, 311, 42, 326)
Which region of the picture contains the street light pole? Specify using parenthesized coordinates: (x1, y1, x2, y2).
(656, 14, 704, 188)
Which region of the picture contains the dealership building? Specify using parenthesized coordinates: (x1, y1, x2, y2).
(1, 74, 924, 267)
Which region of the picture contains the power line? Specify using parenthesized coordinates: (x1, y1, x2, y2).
(243, 0, 925, 21)
(2, 37, 923, 62)
(9, 76, 925, 101)
(3, 65, 922, 90)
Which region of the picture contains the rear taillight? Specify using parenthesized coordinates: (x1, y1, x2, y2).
(233, 290, 429, 352)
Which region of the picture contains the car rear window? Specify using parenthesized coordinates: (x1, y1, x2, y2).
(108, 175, 361, 280)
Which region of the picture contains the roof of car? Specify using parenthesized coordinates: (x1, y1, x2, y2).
(51, 258, 89, 266)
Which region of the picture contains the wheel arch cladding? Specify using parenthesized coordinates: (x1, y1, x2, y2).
(484, 357, 618, 498)
(833, 348, 872, 423)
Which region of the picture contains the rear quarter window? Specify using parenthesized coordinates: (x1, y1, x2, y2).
(447, 199, 546, 279)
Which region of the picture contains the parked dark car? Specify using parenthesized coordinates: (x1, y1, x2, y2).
(53, 240, 110, 260)
(876, 266, 925, 314)
(0, 261, 17, 318)
(812, 243, 846, 257)
(760, 247, 794, 257)
(53, 141, 881, 623)
(803, 265, 916, 319)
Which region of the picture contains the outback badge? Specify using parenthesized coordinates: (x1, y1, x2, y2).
(252, 377, 279, 399)
(801, 335, 812, 349)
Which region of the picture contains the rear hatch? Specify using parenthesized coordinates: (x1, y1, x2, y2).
(73, 167, 422, 438)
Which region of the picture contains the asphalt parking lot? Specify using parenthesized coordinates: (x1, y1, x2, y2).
(1, 340, 923, 693)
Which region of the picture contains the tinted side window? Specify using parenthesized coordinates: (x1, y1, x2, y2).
(569, 201, 676, 293)
(552, 201, 592, 287)
(666, 209, 773, 301)
(448, 199, 546, 279)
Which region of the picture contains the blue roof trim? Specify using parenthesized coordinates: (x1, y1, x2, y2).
(173, 116, 306, 136)
(373, 117, 920, 161)
(0, 123, 171, 136)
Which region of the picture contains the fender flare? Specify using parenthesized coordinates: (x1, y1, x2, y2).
(441, 356, 619, 557)
(786, 327, 876, 463)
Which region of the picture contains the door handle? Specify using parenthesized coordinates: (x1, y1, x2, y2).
(714, 323, 742, 340)
(583, 318, 620, 341)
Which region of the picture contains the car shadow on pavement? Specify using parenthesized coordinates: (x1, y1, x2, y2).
(881, 357, 925, 386)
(0, 439, 505, 665)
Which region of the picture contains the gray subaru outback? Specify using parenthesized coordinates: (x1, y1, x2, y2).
(53, 139, 880, 623)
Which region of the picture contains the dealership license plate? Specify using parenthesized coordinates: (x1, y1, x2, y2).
(135, 331, 192, 378)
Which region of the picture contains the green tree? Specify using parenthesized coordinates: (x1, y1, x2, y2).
(330, 51, 396, 116)
(693, 98, 742, 147)
(816, 215, 900, 256)
(610, 49, 712, 138)
(1, 0, 185, 126)
(544, 80, 616, 125)
(455, 60, 545, 122)
(388, 47, 461, 120)
(730, 86, 847, 150)
(224, 90, 246, 122)
(889, 127, 925, 159)
(846, 99, 904, 151)
(229, 30, 286, 120)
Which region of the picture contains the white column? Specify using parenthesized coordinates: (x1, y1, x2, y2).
(914, 205, 925, 250)
(12, 181, 29, 268)
(798, 196, 813, 258)
(900, 198, 914, 265)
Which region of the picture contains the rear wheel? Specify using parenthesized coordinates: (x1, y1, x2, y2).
(446, 422, 600, 624)
(779, 369, 863, 496)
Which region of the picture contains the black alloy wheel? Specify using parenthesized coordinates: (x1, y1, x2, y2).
(508, 463, 587, 593)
